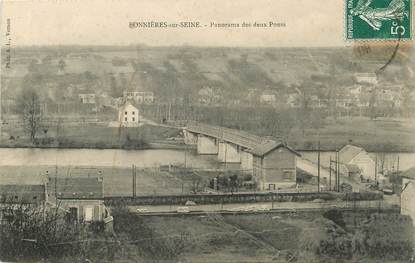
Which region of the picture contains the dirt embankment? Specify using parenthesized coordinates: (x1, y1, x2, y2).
(123, 210, 413, 262)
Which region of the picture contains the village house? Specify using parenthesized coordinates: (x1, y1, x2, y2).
(123, 90, 155, 104)
(349, 84, 364, 97)
(0, 184, 47, 206)
(400, 167, 415, 225)
(355, 72, 378, 85)
(197, 86, 222, 105)
(248, 141, 301, 191)
(259, 90, 277, 105)
(0, 184, 47, 225)
(339, 144, 376, 181)
(78, 93, 96, 104)
(47, 177, 108, 223)
(286, 93, 301, 108)
(118, 101, 140, 127)
(0, 177, 110, 225)
(335, 91, 358, 109)
(308, 95, 328, 109)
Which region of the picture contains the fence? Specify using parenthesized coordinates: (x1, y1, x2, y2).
(104, 190, 384, 206)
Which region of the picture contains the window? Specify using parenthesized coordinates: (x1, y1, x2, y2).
(125, 117, 127, 121)
(283, 171, 293, 180)
(132, 111, 135, 115)
(68, 207, 78, 223)
(84, 206, 93, 222)
(132, 117, 135, 121)
(125, 111, 127, 115)
(33, 196, 37, 200)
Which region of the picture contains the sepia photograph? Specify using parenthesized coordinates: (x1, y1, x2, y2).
(0, 0, 414, 262)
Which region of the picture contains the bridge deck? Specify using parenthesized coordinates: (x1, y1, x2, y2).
(185, 122, 268, 149)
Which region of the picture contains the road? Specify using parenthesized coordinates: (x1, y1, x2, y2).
(129, 198, 399, 215)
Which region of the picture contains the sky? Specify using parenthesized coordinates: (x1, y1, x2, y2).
(0, 0, 348, 47)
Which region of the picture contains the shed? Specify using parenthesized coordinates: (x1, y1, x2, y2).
(339, 144, 376, 180)
(248, 141, 301, 191)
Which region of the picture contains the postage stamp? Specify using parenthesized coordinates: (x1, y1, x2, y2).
(346, 0, 412, 40)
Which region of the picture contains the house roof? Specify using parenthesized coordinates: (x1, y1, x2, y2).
(47, 177, 104, 200)
(339, 144, 365, 164)
(0, 184, 46, 204)
(402, 167, 415, 180)
(247, 141, 301, 157)
(119, 100, 139, 111)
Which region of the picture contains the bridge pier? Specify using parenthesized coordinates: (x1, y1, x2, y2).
(218, 141, 241, 163)
(183, 130, 198, 145)
(197, 135, 218, 155)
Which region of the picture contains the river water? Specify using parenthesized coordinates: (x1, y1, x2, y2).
(0, 148, 414, 172)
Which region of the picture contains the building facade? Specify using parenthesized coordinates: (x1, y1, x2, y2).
(249, 142, 301, 190)
(78, 93, 96, 104)
(47, 177, 108, 222)
(1, 177, 109, 224)
(401, 176, 415, 225)
(118, 101, 140, 127)
(123, 91, 154, 104)
(339, 144, 376, 181)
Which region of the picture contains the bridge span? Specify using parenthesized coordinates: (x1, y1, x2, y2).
(183, 122, 343, 189)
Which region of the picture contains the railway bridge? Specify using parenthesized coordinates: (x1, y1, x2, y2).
(183, 122, 336, 183)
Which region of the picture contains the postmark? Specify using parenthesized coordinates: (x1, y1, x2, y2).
(346, 0, 412, 40)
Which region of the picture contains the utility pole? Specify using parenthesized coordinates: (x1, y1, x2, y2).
(335, 151, 339, 192)
(375, 155, 378, 185)
(132, 165, 136, 198)
(329, 156, 332, 191)
(397, 155, 400, 174)
(334, 154, 337, 192)
(337, 150, 340, 192)
(317, 140, 321, 192)
(55, 165, 58, 199)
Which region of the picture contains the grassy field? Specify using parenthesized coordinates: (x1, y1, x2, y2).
(120, 210, 413, 262)
(0, 123, 182, 149)
(284, 117, 415, 152)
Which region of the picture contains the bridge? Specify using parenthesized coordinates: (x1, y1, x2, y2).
(184, 121, 275, 165)
(183, 122, 361, 190)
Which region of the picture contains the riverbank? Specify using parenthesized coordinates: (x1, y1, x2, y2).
(1, 117, 414, 152)
(0, 124, 183, 150)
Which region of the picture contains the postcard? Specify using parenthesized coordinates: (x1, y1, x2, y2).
(0, 0, 414, 262)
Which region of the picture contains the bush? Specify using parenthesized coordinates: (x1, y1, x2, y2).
(1, 205, 106, 262)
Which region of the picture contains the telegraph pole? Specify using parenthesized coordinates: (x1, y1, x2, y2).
(397, 156, 400, 174)
(337, 150, 340, 192)
(317, 140, 321, 192)
(132, 165, 137, 198)
(375, 155, 378, 185)
(329, 156, 332, 191)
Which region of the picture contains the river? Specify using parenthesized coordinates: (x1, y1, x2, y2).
(0, 148, 414, 172)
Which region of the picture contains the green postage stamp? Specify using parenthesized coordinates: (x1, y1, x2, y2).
(346, 0, 412, 40)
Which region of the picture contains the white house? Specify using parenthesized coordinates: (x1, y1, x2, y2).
(401, 167, 415, 225)
(78, 93, 96, 104)
(123, 91, 154, 104)
(260, 90, 277, 105)
(339, 144, 376, 181)
(355, 73, 378, 85)
(118, 101, 140, 127)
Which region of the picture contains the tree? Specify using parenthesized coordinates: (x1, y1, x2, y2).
(19, 89, 42, 144)
(58, 59, 66, 72)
